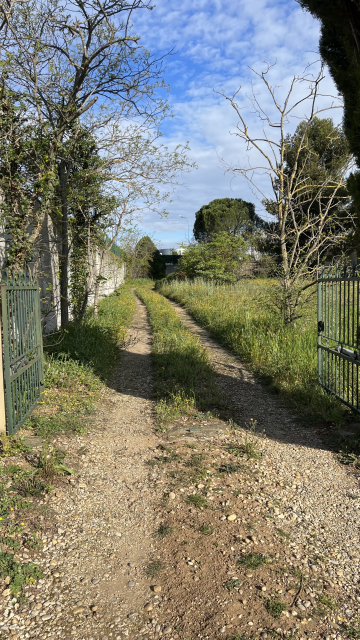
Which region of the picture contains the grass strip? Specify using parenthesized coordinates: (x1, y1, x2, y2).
(157, 278, 347, 425)
(28, 284, 136, 439)
(135, 284, 219, 428)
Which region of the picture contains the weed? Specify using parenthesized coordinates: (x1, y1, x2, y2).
(266, 597, 288, 618)
(145, 459, 157, 467)
(276, 528, 291, 540)
(0, 551, 43, 595)
(317, 594, 336, 610)
(145, 560, 164, 578)
(186, 493, 209, 509)
(199, 523, 214, 535)
(37, 445, 74, 479)
(343, 626, 360, 639)
(182, 540, 190, 546)
(219, 463, 240, 474)
(14, 474, 50, 497)
(185, 452, 206, 467)
(153, 523, 173, 538)
(0, 535, 20, 551)
(237, 553, 267, 569)
(224, 578, 242, 591)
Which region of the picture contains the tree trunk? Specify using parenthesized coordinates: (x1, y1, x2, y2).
(59, 159, 69, 327)
(93, 249, 106, 319)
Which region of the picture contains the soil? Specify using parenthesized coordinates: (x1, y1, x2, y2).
(1, 293, 360, 640)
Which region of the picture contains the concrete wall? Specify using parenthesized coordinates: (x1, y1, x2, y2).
(0, 214, 126, 333)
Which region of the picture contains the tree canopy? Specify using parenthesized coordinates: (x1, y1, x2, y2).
(178, 233, 247, 282)
(297, 0, 360, 213)
(193, 198, 262, 243)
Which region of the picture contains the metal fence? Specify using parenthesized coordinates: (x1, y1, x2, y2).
(1, 269, 44, 435)
(318, 262, 360, 413)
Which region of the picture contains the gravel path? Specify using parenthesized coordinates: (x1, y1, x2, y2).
(1, 297, 165, 640)
(156, 299, 360, 638)
(3, 294, 360, 640)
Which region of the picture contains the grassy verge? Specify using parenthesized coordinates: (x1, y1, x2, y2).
(135, 283, 220, 428)
(157, 278, 348, 425)
(29, 284, 136, 439)
(0, 284, 136, 597)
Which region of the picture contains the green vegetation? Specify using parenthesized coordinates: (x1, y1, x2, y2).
(224, 578, 242, 591)
(0, 551, 43, 596)
(177, 233, 247, 283)
(265, 597, 288, 619)
(237, 553, 268, 569)
(28, 285, 135, 439)
(199, 523, 214, 535)
(135, 284, 220, 427)
(186, 494, 209, 509)
(157, 278, 347, 423)
(153, 523, 173, 538)
(145, 560, 164, 578)
(193, 197, 263, 242)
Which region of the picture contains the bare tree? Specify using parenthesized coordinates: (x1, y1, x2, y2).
(219, 63, 355, 322)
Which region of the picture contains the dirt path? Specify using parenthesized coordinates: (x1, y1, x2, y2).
(141, 298, 360, 640)
(8, 297, 166, 640)
(4, 294, 360, 640)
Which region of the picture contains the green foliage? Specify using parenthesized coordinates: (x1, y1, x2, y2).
(237, 553, 268, 569)
(158, 278, 347, 424)
(298, 0, 360, 219)
(224, 578, 242, 591)
(145, 560, 164, 578)
(129, 236, 166, 280)
(265, 597, 287, 618)
(29, 284, 135, 438)
(186, 493, 209, 509)
(199, 523, 214, 535)
(193, 198, 262, 242)
(178, 233, 247, 282)
(0, 551, 43, 596)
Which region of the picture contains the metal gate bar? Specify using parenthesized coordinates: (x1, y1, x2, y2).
(1, 269, 44, 435)
(318, 262, 360, 413)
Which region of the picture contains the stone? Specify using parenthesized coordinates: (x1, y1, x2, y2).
(91, 606, 98, 612)
(91, 578, 99, 584)
(4, 577, 10, 585)
(144, 604, 153, 612)
(152, 586, 161, 593)
(155, 625, 161, 633)
(164, 627, 172, 634)
(115, 532, 122, 538)
(127, 581, 135, 587)
(219, 628, 226, 633)
(169, 493, 175, 500)
(227, 514, 237, 522)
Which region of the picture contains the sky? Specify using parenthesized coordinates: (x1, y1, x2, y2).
(131, 0, 342, 249)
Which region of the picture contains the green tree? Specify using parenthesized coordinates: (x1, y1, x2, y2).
(178, 233, 247, 282)
(129, 236, 165, 279)
(262, 117, 353, 259)
(297, 0, 360, 216)
(193, 197, 262, 243)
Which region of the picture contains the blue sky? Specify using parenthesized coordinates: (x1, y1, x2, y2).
(131, 0, 341, 249)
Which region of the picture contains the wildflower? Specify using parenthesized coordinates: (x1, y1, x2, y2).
(21, 522, 25, 526)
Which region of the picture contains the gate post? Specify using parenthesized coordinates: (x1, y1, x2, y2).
(0, 304, 6, 433)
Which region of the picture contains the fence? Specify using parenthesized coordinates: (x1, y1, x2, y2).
(0, 270, 44, 435)
(318, 261, 360, 413)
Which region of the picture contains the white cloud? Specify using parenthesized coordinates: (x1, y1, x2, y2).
(131, 0, 343, 245)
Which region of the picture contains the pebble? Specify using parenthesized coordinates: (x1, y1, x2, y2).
(127, 581, 135, 587)
(219, 627, 226, 633)
(91, 578, 99, 584)
(144, 604, 153, 612)
(169, 492, 175, 500)
(227, 514, 237, 521)
(152, 585, 161, 593)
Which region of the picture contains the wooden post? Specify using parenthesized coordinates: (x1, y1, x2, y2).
(0, 303, 6, 433)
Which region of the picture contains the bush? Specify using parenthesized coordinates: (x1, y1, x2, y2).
(178, 233, 247, 282)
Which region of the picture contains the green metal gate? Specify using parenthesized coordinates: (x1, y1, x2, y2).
(318, 261, 360, 413)
(1, 269, 44, 435)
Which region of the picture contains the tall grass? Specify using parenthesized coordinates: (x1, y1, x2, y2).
(135, 284, 220, 428)
(157, 278, 347, 424)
